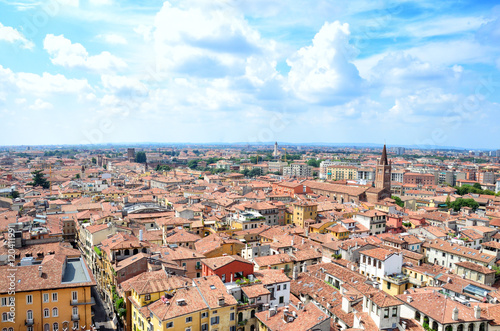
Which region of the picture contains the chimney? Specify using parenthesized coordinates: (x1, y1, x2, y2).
(292, 265, 298, 280)
(218, 296, 225, 306)
(474, 305, 481, 319)
(401, 320, 407, 330)
(38, 266, 43, 277)
(269, 308, 276, 318)
(452, 307, 459, 321)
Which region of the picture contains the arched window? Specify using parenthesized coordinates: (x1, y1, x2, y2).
(1, 312, 7, 322)
(133, 248, 138, 254)
(432, 321, 438, 331)
(2, 328, 6, 331)
(479, 323, 486, 331)
(238, 312, 243, 323)
(52, 308, 58, 317)
(44, 324, 50, 331)
(8, 328, 12, 331)
(27, 310, 33, 320)
(250, 325, 255, 331)
(457, 325, 464, 331)
(44, 308, 50, 318)
(142, 247, 147, 253)
(124, 249, 130, 255)
(468, 324, 474, 331)
(445, 326, 453, 331)
(53, 322, 59, 331)
(251, 310, 256, 318)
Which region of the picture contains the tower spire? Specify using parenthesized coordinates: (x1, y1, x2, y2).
(380, 144, 388, 165)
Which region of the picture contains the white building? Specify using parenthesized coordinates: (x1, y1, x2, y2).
(359, 248, 403, 282)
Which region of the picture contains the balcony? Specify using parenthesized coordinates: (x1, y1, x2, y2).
(25, 319, 34, 326)
(71, 297, 96, 306)
(71, 314, 80, 321)
(384, 273, 409, 285)
(195, 264, 202, 270)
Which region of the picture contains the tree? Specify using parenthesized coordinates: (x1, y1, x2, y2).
(9, 191, 19, 199)
(473, 183, 482, 190)
(445, 195, 451, 209)
(450, 198, 479, 212)
(135, 152, 147, 163)
(75, 174, 80, 179)
(156, 165, 171, 171)
(91, 157, 96, 164)
(391, 195, 404, 208)
(187, 160, 198, 169)
(28, 170, 50, 189)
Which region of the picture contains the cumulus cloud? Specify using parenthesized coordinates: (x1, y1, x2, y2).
(97, 33, 128, 45)
(29, 99, 53, 110)
(153, 1, 275, 77)
(43, 34, 127, 71)
(286, 21, 363, 105)
(0, 22, 34, 49)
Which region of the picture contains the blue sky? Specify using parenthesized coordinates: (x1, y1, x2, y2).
(0, 0, 499, 149)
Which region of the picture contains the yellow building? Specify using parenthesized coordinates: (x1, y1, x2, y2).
(381, 277, 413, 296)
(308, 220, 336, 234)
(292, 202, 318, 228)
(0, 254, 95, 331)
(327, 223, 350, 240)
(326, 165, 357, 181)
(402, 264, 445, 288)
(253, 253, 295, 277)
(58, 188, 83, 199)
(133, 275, 237, 331)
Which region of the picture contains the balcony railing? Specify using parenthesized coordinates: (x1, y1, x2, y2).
(71, 314, 80, 321)
(25, 319, 34, 326)
(384, 273, 409, 285)
(71, 297, 96, 306)
(195, 264, 202, 270)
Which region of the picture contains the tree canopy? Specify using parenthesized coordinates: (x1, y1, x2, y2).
(450, 198, 479, 212)
(135, 151, 147, 163)
(28, 170, 50, 189)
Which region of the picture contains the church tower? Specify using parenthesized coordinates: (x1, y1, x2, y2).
(375, 144, 391, 190)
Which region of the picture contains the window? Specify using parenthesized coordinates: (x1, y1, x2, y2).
(277, 285, 281, 291)
(387, 282, 391, 290)
(52, 293, 58, 302)
(384, 308, 389, 318)
(44, 309, 50, 318)
(185, 328, 191, 331)
(211, 316, 219, 325)
(53, 323, 58, 331)
(145, 294, 151, 301)
(2, 312, 8, 322)
(52, 308, 58, 317)
(72, 307, 78, 316)
(201, 324, 208, 331)
(230, 312, 235, 321)
(230, 327, 236, 331)
(72, 291, 78, 301)
(283, 284, 287, 290)
(201, 312, 208, 319)
(43, 293, 49, 303)
(27, 310, 33, 320)
(73, 322, 78, 329)
(166, 322, 174, 328)
(26, 295, 33, 304)
(186, 316, 192, 323)
(27, 327, 33, 331)
(392, 308, 397, 317)
(279, 296, 284, 304)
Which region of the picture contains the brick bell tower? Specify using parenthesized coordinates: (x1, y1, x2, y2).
(375, 144, 391, 191)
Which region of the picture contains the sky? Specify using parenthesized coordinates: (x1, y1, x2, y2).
(0, 0, 500, 149)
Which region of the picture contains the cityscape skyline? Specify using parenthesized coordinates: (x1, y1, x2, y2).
(1, 0, 500, 147)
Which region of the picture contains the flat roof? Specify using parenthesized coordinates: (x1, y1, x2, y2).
(62, 258, 92, 284)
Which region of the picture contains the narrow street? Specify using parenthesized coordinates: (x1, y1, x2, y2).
(92, 286, 117, 331)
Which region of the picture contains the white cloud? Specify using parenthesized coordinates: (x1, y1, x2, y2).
(286, 21, 363, 104)
(134, 25, 153, 42)
(29, 98, 53, 110)
(97, 33, 128, 45)
(43, 34, 127, 71)
(153, 1, 274, 77)
(0, 22, 34, 49)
